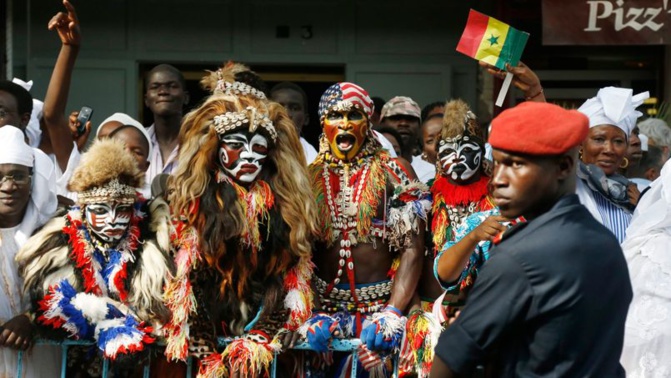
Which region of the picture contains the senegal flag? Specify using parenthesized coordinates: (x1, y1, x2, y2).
(456, 10, 529, 70)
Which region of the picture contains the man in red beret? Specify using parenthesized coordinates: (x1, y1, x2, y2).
(431, 102, 632, 377)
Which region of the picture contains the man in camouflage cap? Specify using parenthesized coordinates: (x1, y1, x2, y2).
(380, 96, 422, 158)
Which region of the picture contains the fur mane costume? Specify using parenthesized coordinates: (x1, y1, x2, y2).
(16, 139, 172, 360)
(163, 63, 317, 377)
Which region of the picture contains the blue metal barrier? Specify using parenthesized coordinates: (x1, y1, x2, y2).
(17, 338, 400, 377)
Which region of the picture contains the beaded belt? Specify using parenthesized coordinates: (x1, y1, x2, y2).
(314, 277, 393, 303)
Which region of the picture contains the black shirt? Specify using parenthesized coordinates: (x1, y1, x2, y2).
(434, 194, 632, 377)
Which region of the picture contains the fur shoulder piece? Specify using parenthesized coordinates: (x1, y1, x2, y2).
(148, 196, 171, 254)
(16, 215, 74, 297)
(129, 238, 172, 327)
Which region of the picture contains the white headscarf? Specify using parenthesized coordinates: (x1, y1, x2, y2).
(11, 78, 43, 148)
(0, 126, 57, 247)
(578, 87, 649, 139)
(96, 112, 152, 157)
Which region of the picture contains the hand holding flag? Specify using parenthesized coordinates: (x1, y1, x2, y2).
(457, 10, 530, 106)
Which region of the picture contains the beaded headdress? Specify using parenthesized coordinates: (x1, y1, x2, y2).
(215, 80, 267, 100)
(212, 106, 278, 143)
(202, 61, 267, 100)
(68, 139, 143, 205)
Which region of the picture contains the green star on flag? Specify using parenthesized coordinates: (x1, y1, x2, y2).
(488, 34, 499, 46)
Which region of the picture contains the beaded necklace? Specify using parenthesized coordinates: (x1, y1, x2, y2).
(322, 159, 371, 297)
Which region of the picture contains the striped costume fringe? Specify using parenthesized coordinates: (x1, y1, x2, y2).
(198, 336, 279, 378)
(38, 280, 154, 360)
(401, 310, 443, 377)
(216, 172, 275, 254)
(163, 224, 201, 361)
(283, 256, 314, 331)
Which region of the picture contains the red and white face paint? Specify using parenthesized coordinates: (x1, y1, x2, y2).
(84, 202, 133, 244)
(218, 130, 269, 184)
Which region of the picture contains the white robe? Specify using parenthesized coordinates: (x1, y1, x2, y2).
(621, 160, 671, 377)
(1, 228, 61, 378)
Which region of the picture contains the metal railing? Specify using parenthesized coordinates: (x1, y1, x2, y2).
(17, 338, 400, 378)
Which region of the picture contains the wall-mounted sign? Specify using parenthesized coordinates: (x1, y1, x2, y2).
(543, 0, 670, 45)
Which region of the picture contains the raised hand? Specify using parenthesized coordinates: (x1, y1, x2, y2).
(68, 110, 91, 150)
(479, 61, 545, 102)
(47, 0, 81, 46)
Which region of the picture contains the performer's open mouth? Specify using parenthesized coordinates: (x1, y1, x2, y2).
(336, 134, 356, 152)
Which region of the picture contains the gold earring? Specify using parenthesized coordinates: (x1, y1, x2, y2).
(578, 149, 583, 160)
(620, 157, 629, 169)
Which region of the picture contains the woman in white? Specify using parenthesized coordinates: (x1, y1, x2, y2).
(0, 126, 60, 377)
(621, 159, 671, 377)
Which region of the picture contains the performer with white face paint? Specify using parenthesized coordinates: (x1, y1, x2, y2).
(84, 202, 134, 243)
(399, 99, 498, 376)
(17, 138, 172, 375)
(438, 134, 483, 183)
(163, 62, 316, 377)
(218, 130, 270, 184)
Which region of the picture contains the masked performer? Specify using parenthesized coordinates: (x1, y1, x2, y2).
(162, 65, 316, 377)
(300, 82, 430, 377)
(16, 138, 172, 365)
(400, 100, 498, 377)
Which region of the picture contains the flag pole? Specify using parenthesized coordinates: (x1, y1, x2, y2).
(495, 72, 513, 107)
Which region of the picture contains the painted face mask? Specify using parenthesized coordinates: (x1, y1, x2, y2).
(323, 107, 369, 161)
(218, 130, 270, 184)
(438, 135, 483, 183)
(84, 202, 133, 244)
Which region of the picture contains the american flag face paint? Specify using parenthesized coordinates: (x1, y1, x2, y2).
(84, 202, 133, 244)
(218, 130, 269, 184)
(323, 108, 369, 161)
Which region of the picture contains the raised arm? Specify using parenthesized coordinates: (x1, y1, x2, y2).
(42, 0, 81, 171)
(480, 61, 546, 103)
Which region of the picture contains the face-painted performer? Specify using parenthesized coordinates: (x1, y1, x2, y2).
(300, 82, 431, 377)
(399, 99, 498, 377)
(16, 138, 172, 370)
(162, 62, 316, 377)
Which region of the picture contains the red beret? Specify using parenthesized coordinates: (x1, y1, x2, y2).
(489, 102, 589, 155)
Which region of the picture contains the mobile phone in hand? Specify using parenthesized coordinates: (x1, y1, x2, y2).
(76, 106, 94, 136)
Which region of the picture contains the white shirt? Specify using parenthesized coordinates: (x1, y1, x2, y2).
(372, 130, 397, 158)
(50, 143, 81, 201)
(411, 155, 436, 184)
(300, 137, 318, 164)
(146, 125, 179, 186)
